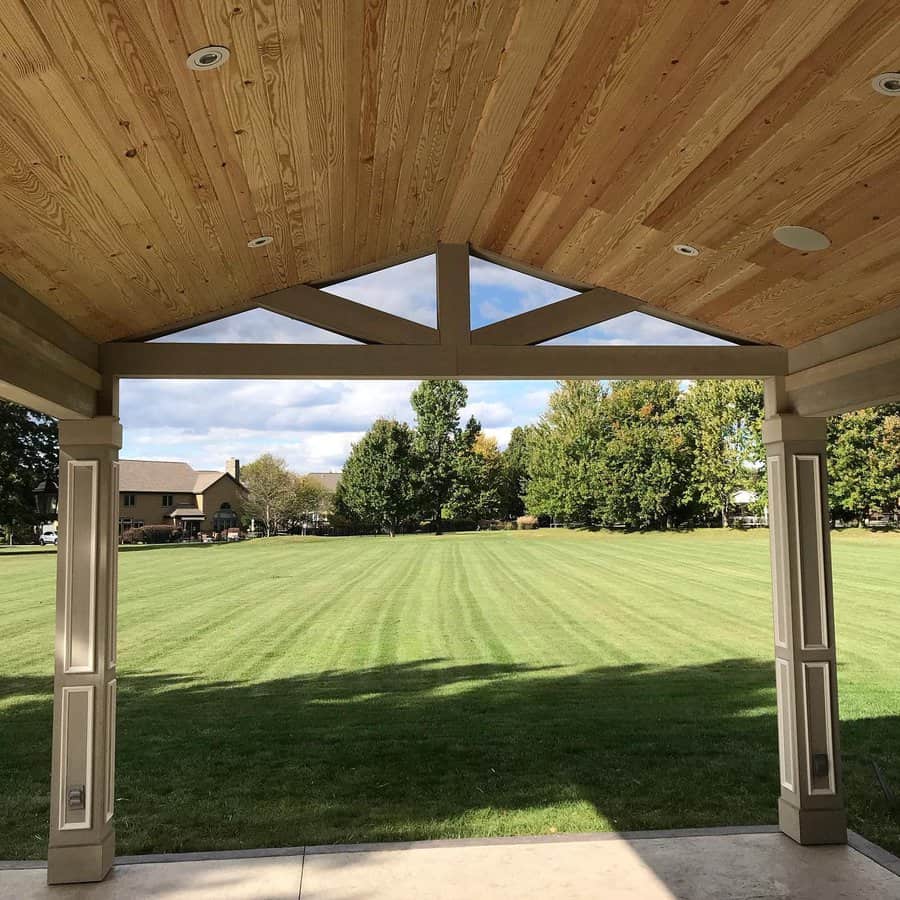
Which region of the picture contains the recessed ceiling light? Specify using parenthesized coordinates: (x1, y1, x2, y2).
(187, 46, 230, 71)
(872, 72, 900, 96)
(247, 236, 273, 248)
(673, 244, 700, 257)
(772, 225, 830, 252)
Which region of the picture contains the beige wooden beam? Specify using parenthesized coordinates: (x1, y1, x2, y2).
(102, 341, 787, 380)
(258, 283, 438, 345)
(0, 274, 98, 369)
(471, 287, 640, 346)
(457, 345, 786, 378)
(0, 274, 101, 416)
(436, 242, 471, 346)
(789, 305, 900, 373)
(0, 337, 97, 419)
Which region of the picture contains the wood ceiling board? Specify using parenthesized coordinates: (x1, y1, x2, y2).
(0, 0, 897, 347)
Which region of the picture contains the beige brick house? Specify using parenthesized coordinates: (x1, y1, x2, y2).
(118, 457, 246, 538)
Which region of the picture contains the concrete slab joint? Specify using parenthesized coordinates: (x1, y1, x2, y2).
(762, 399, 847, 846)
(47, 416, 122, 884)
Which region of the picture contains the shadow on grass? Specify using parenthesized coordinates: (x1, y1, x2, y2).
(1, 659, 897, 860)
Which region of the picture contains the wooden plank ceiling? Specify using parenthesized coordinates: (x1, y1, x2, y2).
(0, 0, 897, 347)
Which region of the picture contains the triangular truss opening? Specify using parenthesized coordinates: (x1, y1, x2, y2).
(469, 255, 576, 330)
(157, 309, 361, 344)
(541, 311, 734, 346)
(326, 254, 437, 328)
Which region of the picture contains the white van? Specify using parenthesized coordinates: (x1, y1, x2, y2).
(39, 525, 58, 546)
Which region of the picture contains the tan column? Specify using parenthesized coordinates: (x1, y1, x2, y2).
(47, 417, 121, 883)
(763, 411, 846, 844)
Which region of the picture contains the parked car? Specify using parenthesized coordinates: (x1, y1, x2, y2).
(39, 525, 58, 546)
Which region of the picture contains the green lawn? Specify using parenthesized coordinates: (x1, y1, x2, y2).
(0, 530, 897, 859)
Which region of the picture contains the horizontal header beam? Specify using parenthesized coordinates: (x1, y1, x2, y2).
(0, 275, 100, 417)
(102, 342, 787, 380)
(0, 337, 97, 418)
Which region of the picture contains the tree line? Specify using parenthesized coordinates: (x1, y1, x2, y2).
(333, 380, 900, 534)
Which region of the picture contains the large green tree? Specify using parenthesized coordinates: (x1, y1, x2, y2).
(598, 380, 690, 529)
(410, 380, 469, 532)
(0, 400, 58, 543)
(335, 418, 416, 535)
(683, 380, 764, 526)
(448, 431, 505, 521)
(525, 381, 608, 523)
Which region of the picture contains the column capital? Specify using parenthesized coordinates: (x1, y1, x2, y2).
(58, 417, 122, 449)
(762, 413, 826, 446)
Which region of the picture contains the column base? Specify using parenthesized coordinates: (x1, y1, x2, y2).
(779, 798, 847, 845)
(47, 830, 115, 884)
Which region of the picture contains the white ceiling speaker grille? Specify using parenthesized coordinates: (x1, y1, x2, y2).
(772, 226, 830, 252)
(187, 46, 230, 71)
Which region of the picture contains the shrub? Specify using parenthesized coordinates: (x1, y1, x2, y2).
(120, 524, 178, 544)
(516, 515, 539, 530)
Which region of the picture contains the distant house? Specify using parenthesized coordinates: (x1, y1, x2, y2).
(118, 458, 247, 538)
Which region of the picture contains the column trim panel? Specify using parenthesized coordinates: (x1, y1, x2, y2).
(767, 455, 788, 649)
(58, 685, 94, 831)
(792, 454, 829, 651)
(775, 658, 795, 792)
(63, 460, 98, 673)
(105, 679, 116, 823)
(802, 661, 837, 796)
(107, 462, 119, 668)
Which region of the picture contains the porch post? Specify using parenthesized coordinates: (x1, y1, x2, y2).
(762, 404, 846, 844)
(47, 416, 121, 883)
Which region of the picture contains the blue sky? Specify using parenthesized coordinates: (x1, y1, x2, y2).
(120, 256, 725, 473)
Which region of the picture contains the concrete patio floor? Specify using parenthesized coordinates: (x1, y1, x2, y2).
(2, 828, 899, 899)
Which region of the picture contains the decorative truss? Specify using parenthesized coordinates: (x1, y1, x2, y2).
(101, 243, 784, 382)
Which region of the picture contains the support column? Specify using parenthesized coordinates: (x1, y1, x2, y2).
(763, 409, 846, 844)
(47, 417, 121, 883)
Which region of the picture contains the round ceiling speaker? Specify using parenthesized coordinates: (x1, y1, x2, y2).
(772, 226, 830, 252)
(672, 244, 700, 257)
(187, 46, 230, 71)
(247, 236, 274, 248)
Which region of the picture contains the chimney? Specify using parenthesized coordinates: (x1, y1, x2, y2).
(226, 458, 240, 484)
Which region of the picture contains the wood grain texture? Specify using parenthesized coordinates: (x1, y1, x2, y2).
(0, 0, 896, 347)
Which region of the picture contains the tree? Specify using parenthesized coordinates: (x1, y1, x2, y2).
(293, 476, 329, 525)
(598, 380, 690, 529)
(525, 381, 608, 523)
(448, 430, 505, 521)
(335, 418, 416, 536)
(241, 454, 295, 536)
(0, 400, 58, 543)
(410, 380, 469, 533)
(500, 426, 531, 518)
(683, 380, 764, 526)
(827, 404, 900, 523)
